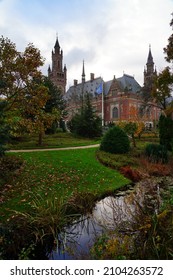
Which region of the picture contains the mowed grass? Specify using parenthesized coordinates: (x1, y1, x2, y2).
(1, 148, 130, 220)
(8, 132, 100, 150)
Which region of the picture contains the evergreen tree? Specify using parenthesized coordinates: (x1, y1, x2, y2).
(159, 114, 173, 150)
(69, 93, 102, 138)
(100, 126, 130, 154)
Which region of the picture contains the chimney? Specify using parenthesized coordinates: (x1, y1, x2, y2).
(74, 79, 78, 86)
(90, 73, 95, 81)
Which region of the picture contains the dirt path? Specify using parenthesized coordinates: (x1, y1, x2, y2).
(8, 144, 100, 153)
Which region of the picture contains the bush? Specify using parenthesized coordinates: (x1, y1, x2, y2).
(145, 143, 168, 163)
(119, 166, 142, 182)
(159, 114, 173, 151)
(100, 126, 130, 154)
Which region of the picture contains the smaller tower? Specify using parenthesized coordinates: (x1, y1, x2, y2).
(143, 45, 157, 97)
(144, 45, 157, 89)
(48, 35, 67, 94)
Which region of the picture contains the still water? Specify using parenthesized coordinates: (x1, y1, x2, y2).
(49, 179, 163, 260)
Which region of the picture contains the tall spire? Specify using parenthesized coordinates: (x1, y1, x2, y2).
(82, 60, 85, 83)
(147, 44, 153, 64)
(54, 34, 60, 51)
(146, 44, 154, 75)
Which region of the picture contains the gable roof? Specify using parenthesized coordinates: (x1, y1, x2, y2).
(65, 73, 141, 100)
(65, 77, 103, 100)
(117, 74, 141, 93)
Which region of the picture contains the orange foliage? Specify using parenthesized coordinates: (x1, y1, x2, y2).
(120, 165, 142, 182)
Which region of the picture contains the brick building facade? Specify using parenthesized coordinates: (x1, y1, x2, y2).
(49, 38, 160, 126)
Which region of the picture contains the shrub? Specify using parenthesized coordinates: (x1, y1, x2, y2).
(119, 166, 142, 182)
(145, 143, 168, 163)
(100, 126, 130, 154)
(159, 114, 173, 151)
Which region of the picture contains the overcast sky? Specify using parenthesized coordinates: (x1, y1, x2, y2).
(0, 0, 173, 88)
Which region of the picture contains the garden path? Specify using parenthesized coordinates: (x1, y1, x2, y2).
(8, 144, 100, 153)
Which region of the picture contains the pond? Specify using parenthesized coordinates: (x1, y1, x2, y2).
(49, 177, 172, 260)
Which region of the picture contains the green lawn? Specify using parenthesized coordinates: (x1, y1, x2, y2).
(1, 148, 130, 220)
(7, 132, 100, 150)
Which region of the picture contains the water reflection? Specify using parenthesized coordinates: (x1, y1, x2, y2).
(49, 179, 163, 260)
(49, 214, 104, 259)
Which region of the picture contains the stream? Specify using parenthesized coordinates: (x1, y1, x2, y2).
(49, 177, 173, 260)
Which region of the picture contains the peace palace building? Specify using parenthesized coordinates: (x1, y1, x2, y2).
(48, 37, 160, 126)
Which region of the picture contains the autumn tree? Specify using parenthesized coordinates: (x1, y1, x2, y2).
(117, 105, 145, 147)
(0, 36, 58, 145)
(152, 13, 173, 115)
(164, 12, 173, 63)
(152, 66, 173, 112)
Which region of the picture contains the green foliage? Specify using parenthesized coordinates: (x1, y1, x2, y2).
(119, 121, 138, 147)
(69, 93, 102, 138)
(90, 234, 133, 260)
(153, 14, 173, 114)
(145, 143, 168, 163)
(96, 150, 137, 170)
(100, 126, 130, 154)
(43, 77, 67, 134)
(0, 101, 10, 157)
(159, 114, 173, 150)
(139, 210, 173, 259)
(17, 191, 72, 242)
(164, 13, 173, 63)
(152, 67, 173, 111)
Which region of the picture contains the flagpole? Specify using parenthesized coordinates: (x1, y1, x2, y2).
(101, 79, 104, 126)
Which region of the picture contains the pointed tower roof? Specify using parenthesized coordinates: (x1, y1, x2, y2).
(82, 60, 85, 83)
(147, 45, 153, 64)
(54, 35, 60, 50)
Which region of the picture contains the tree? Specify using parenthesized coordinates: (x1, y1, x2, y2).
(100, 126, 130, 154)
(43, 77, 67, 133)
(117, 106, 145, 147)
(152, 14, 173, 115)
(159, 114, 173, 150)
(164, 12, 173, 63)
(18, 79, 54, 145)
(0, 101, 10, 157)
(69, 93, 102, 138)
(0, 37, 45, 108)
(0, 36, 58, 145)
(152, 67, 173, 112)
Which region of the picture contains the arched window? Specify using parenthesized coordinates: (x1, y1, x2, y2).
(112, 107, 118, 119)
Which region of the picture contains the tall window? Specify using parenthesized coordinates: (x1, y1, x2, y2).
(112, 107, 118, 119)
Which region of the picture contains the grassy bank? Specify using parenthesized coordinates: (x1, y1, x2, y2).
(1, 148, 130, 221)
(0, 147, 130, 259)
